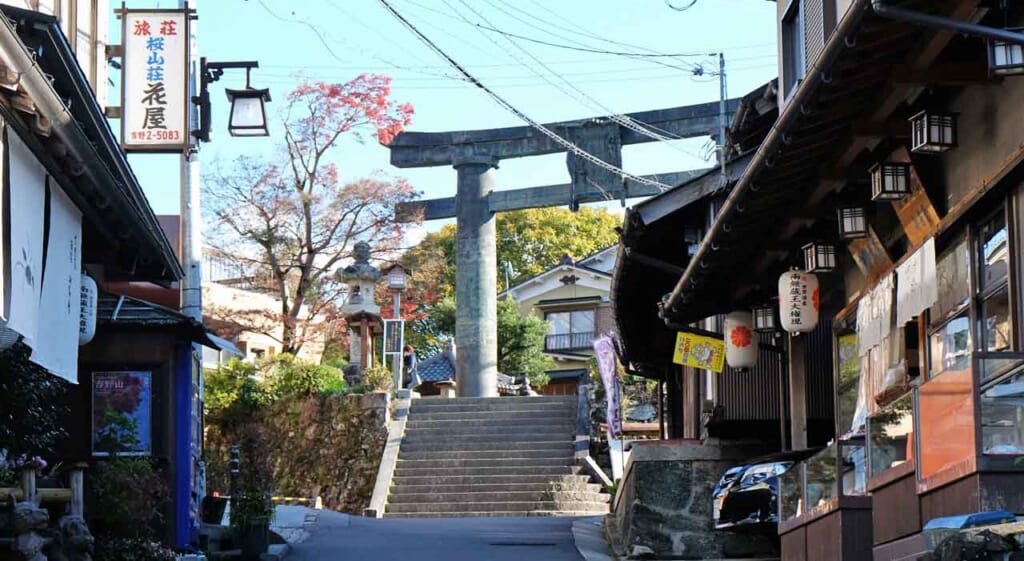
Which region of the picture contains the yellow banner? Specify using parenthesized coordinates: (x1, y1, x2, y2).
(672, 332, 725, 373)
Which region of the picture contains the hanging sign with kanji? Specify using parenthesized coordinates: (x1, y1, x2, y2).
(121, 10, 189, 152)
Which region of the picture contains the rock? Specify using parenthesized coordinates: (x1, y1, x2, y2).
(628, 544, 656, 559)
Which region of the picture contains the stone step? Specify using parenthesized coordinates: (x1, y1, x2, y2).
(388, 482, 604, 495)
(385, 509, 609, 518)
(410, 402, 575, 413)
(411, 396, 576, 407)
(385, 500, 610, 514)
(387, 490, 610, 505)
(399, 449, 573, 461)
(398, 440, 571, 452)
(404, 420, 575, 432)
(393, 465, 580, 478)
(403, 424, 573, 438)
(390, 473, 592, 487)
(410, 410, 576, 422)
(395, 457, 571, 470)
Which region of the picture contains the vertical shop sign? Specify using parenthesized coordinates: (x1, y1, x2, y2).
(121, 10, 189, 151)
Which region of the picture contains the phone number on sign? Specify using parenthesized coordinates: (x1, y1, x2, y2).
(129, 130, 182, 142)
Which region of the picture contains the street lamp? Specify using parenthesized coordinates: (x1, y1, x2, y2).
(192, 58, 270, 143)
(225, 87, 271, 137)
(383, 263, 409, 390)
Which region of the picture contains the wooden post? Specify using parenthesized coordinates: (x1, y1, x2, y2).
(20, 468, 36, 504)
(788, 335, 808, 450)
(69, 462, 88, 517)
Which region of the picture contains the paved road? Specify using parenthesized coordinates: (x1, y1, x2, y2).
(279, 507, 588, 561)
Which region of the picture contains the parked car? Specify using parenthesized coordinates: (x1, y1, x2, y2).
(712, 448, 823, 533)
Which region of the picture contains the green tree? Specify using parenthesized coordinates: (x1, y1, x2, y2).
(496, 207, 620, 286)
(497, 298, 552, 388)
(400, 207, 619, 355)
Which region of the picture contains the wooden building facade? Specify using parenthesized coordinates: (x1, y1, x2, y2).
(612, 1, 1024, 560)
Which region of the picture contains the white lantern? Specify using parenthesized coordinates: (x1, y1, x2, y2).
(725, 311, 758, 369)
(79, 273, 98, 345)
(778, 270, 820, 334)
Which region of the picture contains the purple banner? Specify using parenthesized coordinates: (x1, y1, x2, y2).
(593, 334, 622, 439)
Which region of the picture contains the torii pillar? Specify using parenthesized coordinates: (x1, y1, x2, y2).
(454, 156, 499, 397)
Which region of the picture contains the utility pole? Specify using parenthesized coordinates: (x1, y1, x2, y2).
(181, 0, 201, 322)
(718, 52, 728, 183)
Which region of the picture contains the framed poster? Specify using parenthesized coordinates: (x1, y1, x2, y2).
(92, 371, 153, 456)
(120, 9, 190, 152)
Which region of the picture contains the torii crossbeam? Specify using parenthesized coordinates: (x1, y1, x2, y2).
(390, 99, 738, 397)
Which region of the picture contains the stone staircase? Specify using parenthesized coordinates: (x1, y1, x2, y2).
(384, 395, 610, 518)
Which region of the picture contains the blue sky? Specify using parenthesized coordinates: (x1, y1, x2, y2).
(119, 0, 778, 235)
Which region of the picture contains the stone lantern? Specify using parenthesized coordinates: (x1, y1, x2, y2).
(337, 241, 382, 377)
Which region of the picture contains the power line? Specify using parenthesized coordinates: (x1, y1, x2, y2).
(254, 0, 464, 81)
(375, 0, 676, 192)
(452, 0, 706, 160)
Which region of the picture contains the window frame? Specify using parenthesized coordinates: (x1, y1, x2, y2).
(780, 0, 806, 99)
(543, 308, 597, 352)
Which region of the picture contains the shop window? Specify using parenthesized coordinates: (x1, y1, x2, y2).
(930, 237, 971, 326)
(836, 320, 868, 495)
(977, 210, 1013, 353)
(980, 369, 1024, 457)
(804, 443, 838, 509)
(929, 314, 971, 378)
(867, 393, 914, 478)
(779, 463, 802, 521)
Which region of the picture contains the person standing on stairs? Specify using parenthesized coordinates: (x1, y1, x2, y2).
(403, 345, 421, 390)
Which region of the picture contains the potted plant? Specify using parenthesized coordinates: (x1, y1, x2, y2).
(230, 493, 274, 559)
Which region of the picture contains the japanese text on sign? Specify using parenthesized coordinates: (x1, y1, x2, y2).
(122, 11, 188, 151)
(672, 332, 725, 373)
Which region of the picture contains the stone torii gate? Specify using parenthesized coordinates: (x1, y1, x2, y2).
(389, 99, 738, 397)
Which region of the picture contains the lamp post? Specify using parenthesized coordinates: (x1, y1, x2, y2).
(384, 264, 409, 390)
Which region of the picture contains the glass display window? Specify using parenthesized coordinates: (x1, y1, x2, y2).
(981, 369, 1024, 458)
(867, 393, 915, 478)
(840, 440, 867, 495)
(930, 237, 971, 326)
(930, 314, 971, 378)
(804, 443, 838, 510)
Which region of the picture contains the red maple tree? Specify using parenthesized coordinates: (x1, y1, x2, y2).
(204, 75, 417, 354)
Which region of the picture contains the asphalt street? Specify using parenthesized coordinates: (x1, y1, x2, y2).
(279, 507, 590, 561)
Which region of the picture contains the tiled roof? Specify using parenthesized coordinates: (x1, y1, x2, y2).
(418, 351, 456, 382)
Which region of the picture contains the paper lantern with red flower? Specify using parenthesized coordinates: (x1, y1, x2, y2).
(725, 311, 758, 369)
(779, 270, 820, 334)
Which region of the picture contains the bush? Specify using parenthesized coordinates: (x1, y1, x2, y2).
(93, 537, 177, 561)
(361, 365, 393, 393)
(265, 354, 345, 397)
(88, 457, 168, 539)
(0, 343, 70, 458)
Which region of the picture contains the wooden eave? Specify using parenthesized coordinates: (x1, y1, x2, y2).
(665, 0, 990, 324)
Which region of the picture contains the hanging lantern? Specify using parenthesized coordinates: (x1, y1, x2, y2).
(778, 270, 820, 334)
(870, 162, 912, 201)
(79, 273, 98, 345)
(837, 207, 868, 239)
(988, 33, 1024, 76)
(803, 242, 837, 272)
(725, 311, 758, 369)
(909, 111, 957, 154)
(752, 304, 777, 333)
